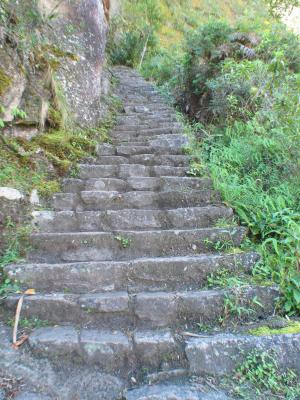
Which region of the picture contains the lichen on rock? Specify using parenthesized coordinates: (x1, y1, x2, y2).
(0, 68, 12, 97)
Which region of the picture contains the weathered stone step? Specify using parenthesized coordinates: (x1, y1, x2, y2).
(115, 137, 185, 152)
(115, 144, 185, 156)
(124, 384, 232, 400)
(5, 286, 277, 329)
(28, 327, 183, 375)
(63, 176, 212, 193)
(111, 127, 182, 136)
(6, 253, 259, 293)
(28, 326, 134, 375)
(124, 106, 173, 114)
(78, 164, 188, 179)
(29, 227, 247, 262)
(112, 129, 183, 142)
(186, 332, 300, 377)
(117, 116, 177, 126)
(33, 206, 233, 232)
(114, 134, 188, 147)
(94, 154, 189, 167)
(112, 136, 188, 152)
(53, 189, 218, 211)
(115, 122, 182, 131)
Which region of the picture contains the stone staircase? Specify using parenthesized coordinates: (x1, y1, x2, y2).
(3, 67, 299, 399)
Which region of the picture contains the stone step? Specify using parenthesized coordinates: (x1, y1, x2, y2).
(115, 122, 182, 131)
(94, 155, 189, 167)
(113, 134, 189, 147)
(124, 384, 232, 400)
(111, 129, 183, 142)
(111, 127, 182, 136)
(27, 327, 183, 375)
(117, 116, 177, 126)
(124, 106, 173, 114)
(115, 144, 185, 156)
(186, 332, 300, 377)
(112, 135, 188, 152)
(33, 206, 233, 232)
(53, 189, 218, 211)
(29, 227, 247, 262)
(6, 253, 259, 293)
(78, 164, 188, 179)
(5, 286, 277, 329)
(63, 176, 212, 193)
(28, 326, 134, 375)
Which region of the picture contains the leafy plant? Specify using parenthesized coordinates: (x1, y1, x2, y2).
(265, 0, 300, 17)
(0, 248, 21, 300)
(11, 107, 27, 120)
(114, 235, 131, 249)
(7, 317, 49, 330)
(233, 350, 300, 398)
(107, 0, 163, 68)
(221, 288, 263, 325)
(207, 268, 249, 289)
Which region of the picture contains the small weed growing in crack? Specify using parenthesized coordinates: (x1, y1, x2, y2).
(196, 322, 213, 333)
(114, 235, 131, 249)
(207, 268, 249, 289)
(204, 238, 237, 253)
(220, 288, 263, 325)
(7, 317, 49, 330)
(214, 217, 238, 228)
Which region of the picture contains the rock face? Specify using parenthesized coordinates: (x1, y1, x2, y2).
(38, 0, 109, 127)
(0, 0, 110, 134)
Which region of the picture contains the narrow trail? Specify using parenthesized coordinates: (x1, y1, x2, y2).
(3, 67, 298, 399)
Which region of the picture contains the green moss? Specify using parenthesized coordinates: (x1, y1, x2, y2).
(0, 67, 12, 96)
(47, 106, 64, 128)
(249, 321, 300, 336)
(46, 45, 79, 62)
(34, 130, 96, 160)
(36, 179, 60, 199)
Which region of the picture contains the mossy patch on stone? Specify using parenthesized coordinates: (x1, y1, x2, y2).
(0, 67, 12, 96)
(249, 321, 300, 336)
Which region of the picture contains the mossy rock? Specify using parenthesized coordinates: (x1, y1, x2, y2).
(249, 321, 300, 336)
(0, 67, 12, 96)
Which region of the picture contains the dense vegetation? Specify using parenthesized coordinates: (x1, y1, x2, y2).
(108, 0, 300, 316)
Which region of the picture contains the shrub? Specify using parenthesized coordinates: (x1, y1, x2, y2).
(107, 0, 162, 68)
(207, 60, 269, 122)
(257, 24, 300, 72)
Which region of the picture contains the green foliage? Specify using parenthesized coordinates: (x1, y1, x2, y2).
(173, 20, 300, 315)
(207, 60, 269, 122)
(7, 317, 49, 330)
(233, 350, 300, 399)
(33, 129, 97, 174)
(114, 235, 131, 249)
(11, 107, 27, 120)
(257, 25, 300, 72)
(207, 268, 250, 289)
(0, 237, 24, 300)
(221, 289, 263, 325)
(265, 0, 300, 17)
(107, 0, 163, 67)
